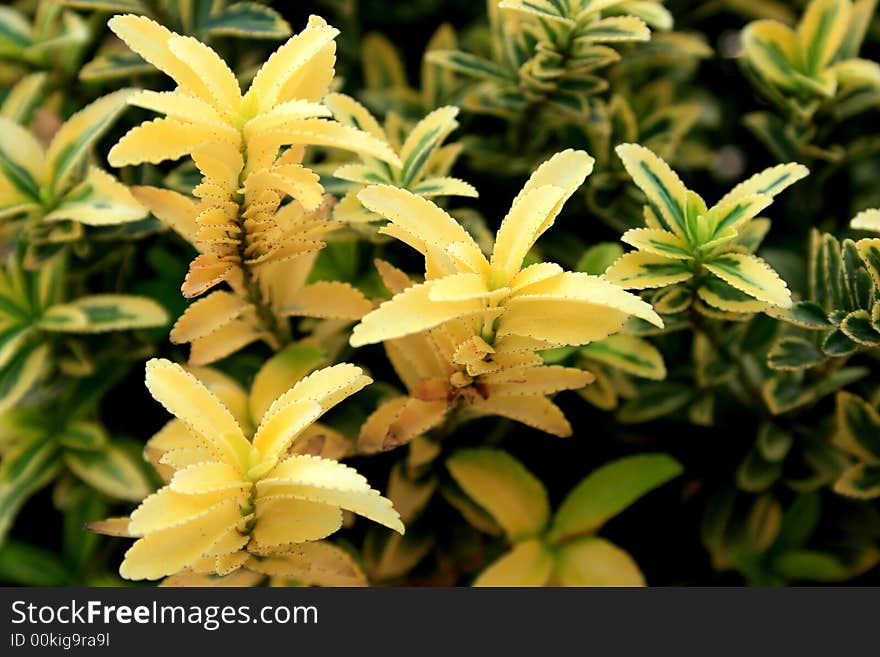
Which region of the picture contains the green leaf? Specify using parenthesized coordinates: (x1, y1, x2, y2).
(840, 309, 880, 346)
(446, 448, 550, 542)
(399, 106, 459, 187)
(0, 343, 51, 415)
(617, 382, 694, 423)
(822, 328, 859, 356)
(438, 481, 503, 536)
(693, 333, 736, 387)
(56, 0, 148, 11)
(763, 367, 868, 415)
(576, 243, 624, 275)
(742, 493, 782, 553)
(80, 50, 153, 82)
(771, 300, 833, 329)
(580, 334, 666, 380)
(0, 72, 47, 123)
(798, 0, 851, 74)
(0, 6, 33, 58)
(616, 143, 689, 238)
(775, 491, 821, 551)
(548, 453, 682, 543)
(45, 89, 135, 197)
(736, 447, 782, 493)
(44, 167, 147, 226)
(704, 253, 792, 308)
(200, 2, 292, 39)
(0, 540, 70, 585)
(834, 463, 880, 499)
(40, 294, 168, 333)
(554, 537, 645, 586)
(834, 391, 880, 461)
(62, 485, 107, 574)
(64, 440, 153, 501)
(427, 50, 511, 82)
(768, 336, 825, 370)
(0, 118, 43, 203)
(756, 423, 794, 462)
(0, 433, 61, 545)
(579, 16, 650, 43)
(58, 420, 109, 452)
(650, 285, 692, 314)
(774, 550, 848, 582)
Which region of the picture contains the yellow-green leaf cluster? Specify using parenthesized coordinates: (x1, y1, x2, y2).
(327, 94, 477, 224)
(0, 90, 146, 254)
(446, 448, 681, 586)
(606, 143, 807, 314)
(742, 0, 880, 110)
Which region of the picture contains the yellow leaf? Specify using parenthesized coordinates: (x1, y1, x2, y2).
(251, 399, 323, 468)
(130, 90, 226, 126)
(248, 342, 329, 422)
(324, 93, 386, 140)
(481, 365, 594, 395)
(188, 318, 263, 366)
(510, 271, 664, 328)
(491, 186, 568, 282)
(357, 185, 486, 274)
(167, 35, 242, 114)
(473, 539, 554, 586)
(108, 15, 214, 106)
(120, 498, 244, 580)
(109, 118, 239, 167)
(554, 537, 646, 586)
(468, 394, 572, 437)
(278, 281, 372, 319)
(446, 448, 549, 540)
(144, 359, 252, 470)
(250, 497, 342, 547)
(171, 291, 249, 344)
(246, 17, 339, 113)
(509, 149, 594, 233)
(259, 454, 404, 533)
(130, 185, 199, 246)
(247, 541, 367, 586)
(351, 280, 497, 347)
(128, 488, 243, 535)
(851, 208, 880, 233)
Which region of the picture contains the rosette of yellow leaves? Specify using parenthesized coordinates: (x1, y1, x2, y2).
(605, 143, 807, 314)
(357, 261, 594, 453)
(107, 14, 399, 176)
(106, 13, 398, 359)
(326, 93, 477, 224)
(350, 149, 663, 349)
(91, 359, 403, 583)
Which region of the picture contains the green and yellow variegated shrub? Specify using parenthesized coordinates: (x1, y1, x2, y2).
(2, 0, 880, 588)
